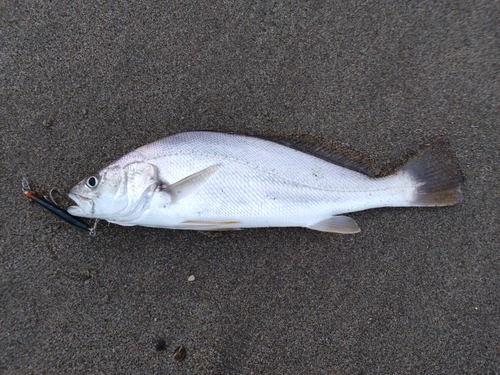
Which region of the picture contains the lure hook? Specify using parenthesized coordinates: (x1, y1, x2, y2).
(89, 219, 100, 236)
(22, 176, 31, 193)
(46, 188, 62, 207)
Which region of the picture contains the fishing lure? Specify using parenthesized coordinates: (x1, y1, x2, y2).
(22, 178, 94, 233)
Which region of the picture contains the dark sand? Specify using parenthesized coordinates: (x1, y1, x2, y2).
(2, 1, 499, 374)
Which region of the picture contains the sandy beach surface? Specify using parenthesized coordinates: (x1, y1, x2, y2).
(2, 1, 499, 373)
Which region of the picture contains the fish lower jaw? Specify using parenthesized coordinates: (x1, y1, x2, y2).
(67, 193, 94, 217)
(67, 205, 89, 217)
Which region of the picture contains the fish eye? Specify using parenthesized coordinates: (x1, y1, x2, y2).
(86, 175, 100, 188)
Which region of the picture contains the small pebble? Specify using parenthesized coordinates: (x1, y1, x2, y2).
(155, 340, 166, 351)
(188, 275, 195, 282)
(173, 345, 186, 360)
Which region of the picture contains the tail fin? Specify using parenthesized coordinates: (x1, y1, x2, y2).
(400, 140, 463, 206)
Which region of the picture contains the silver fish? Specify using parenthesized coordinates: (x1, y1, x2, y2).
(67, 131, 463, 233)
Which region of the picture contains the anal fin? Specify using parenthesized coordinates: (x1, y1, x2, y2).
(307, 216, 360, 234)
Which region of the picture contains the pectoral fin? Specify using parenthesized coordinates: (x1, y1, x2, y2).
(308, 216, 360, 234)
(163, 165, 220, 202)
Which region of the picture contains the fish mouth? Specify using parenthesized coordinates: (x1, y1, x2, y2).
(67, 193, 94, 218)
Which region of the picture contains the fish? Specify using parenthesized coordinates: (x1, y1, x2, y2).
(67, 131, 463, 234)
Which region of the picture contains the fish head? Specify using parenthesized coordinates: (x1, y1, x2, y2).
(67, 165, 128, 219)
(68, 162, 158, 220)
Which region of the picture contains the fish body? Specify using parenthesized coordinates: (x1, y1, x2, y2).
(68, 131, 462, 233)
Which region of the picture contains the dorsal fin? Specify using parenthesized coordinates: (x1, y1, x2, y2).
(257, 134, 381, 177)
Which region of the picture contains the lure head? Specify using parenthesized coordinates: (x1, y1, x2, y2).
(68, 162, 158, 221)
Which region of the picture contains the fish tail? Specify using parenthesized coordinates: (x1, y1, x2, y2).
(400, 140, 464, 206)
